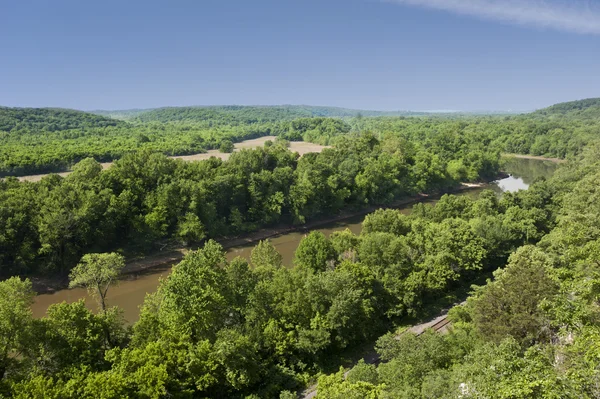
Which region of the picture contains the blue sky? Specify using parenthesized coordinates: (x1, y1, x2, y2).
(1, 0, 598, 111)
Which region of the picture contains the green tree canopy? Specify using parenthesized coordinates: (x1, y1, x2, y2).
(294, 231, 336, 273)
(69, 253, 126, 311)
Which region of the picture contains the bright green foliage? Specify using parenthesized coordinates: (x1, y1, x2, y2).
(250, 239, 283, 270)
(157, 240, 232, 341)
(0, 277, 34, 380)
(212, 328, 261, 390)
(346, 359, 379, 385)
(226, 257, 256, 313)
(295, 232, 336, 273)
(329, 228, 360, 261)
(1, 129, 500, 277)
(362, 208, 411, 236)
(219, 140, 234, 153)
(32, 301, 127, 374)
(7, 99, 600, 398)
(376, 330, 454, 397)
(470, 246, 559, 346)
(2, 98, 600, 178)
(311, 140, 600, 399)
(10, 370, 131, 399)
(175, 212, 206, 244)
(105, 339, 218, 397)
(316, 367, 384, 399)
(2, 167, 567, 397)
(69, 253, 126, 311)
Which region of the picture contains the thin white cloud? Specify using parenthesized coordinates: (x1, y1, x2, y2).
(385, 0, 600, 34)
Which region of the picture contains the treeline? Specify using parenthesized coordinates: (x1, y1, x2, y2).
(128, 106, 335, 124)
(0, 105, 354, 176)
(0, 119, 271, 177)
(316, 143, 600, 398)
(2, 98, 600, 176)
(1, 167, 556, 397)
(356, 113, 600, 160)
(0, 133, 498, 277)
(95, 105, 430, 122)
(533, 97, 600, 119)
(1, 99, 599, 398)
(0, 107, 123, 132)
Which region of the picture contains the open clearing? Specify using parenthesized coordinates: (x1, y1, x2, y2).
(16, 136, 329, 182)
(171, 136, 329, 162)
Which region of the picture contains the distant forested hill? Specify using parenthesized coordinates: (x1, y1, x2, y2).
(2, 99, 600, 177)
(90, 109, 149, 120)
(533, 98, 600, 119)
(0, 107, 124, 132)
(93, 105, 429, 122)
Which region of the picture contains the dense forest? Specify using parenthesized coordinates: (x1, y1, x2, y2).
(0, 107, 124, 132)
(93, 105, 431, 122)
(2, 99, 600, 398)
(2, 144, 593, 398)
(1, 99, 599, 176)
(532, 97, 600, 119)
(0, 131, 497, 277)
(316, 143, 600, 398)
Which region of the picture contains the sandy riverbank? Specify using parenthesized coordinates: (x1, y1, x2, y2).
(14, 137, 330, 182)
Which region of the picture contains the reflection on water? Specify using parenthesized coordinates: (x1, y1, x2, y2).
(495, 157, 559, 193)
(496, 176, 528, 192)
(501, 157, 559, 186)
(30, 157, 560, 322)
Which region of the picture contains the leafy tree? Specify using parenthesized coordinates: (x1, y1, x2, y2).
(329, 228, 360, 261)
(316, 367, 384, 399)
(226, 257, 257, 319)
(0, 277, 34, 380)
(68, 158, 103, 182)
(295, 231, 336, 273)
(470, 246, 559, 345)
(69, 253, 125, 312)
(211, 328, 261, 390)
(362, 208, 411, 236)
(34, 300, 124, 373)
(346, 359, 379, 385)
(8, 99, 600, 398)
(376, 330, 453, 394)
(220, 140, 235, 153)
(157, 240, 233, 342)
(250, 239, 283, 270)
(175, 212, 206, 245)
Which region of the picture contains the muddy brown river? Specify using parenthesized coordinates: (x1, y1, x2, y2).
(30, 157, 559, 322)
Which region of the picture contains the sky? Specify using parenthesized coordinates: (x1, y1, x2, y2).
(1, 0, 599, 111)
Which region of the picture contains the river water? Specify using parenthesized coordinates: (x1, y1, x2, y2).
(30, 157, 559, 322)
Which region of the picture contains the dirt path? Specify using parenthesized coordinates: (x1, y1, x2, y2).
(502, 153, 566, 164)
(15, 137, 329, 182)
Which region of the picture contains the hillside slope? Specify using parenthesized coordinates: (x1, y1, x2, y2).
(0, 107, 124, 132)
(93, 105, 429, 123)
(533, 98, 600, 119)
